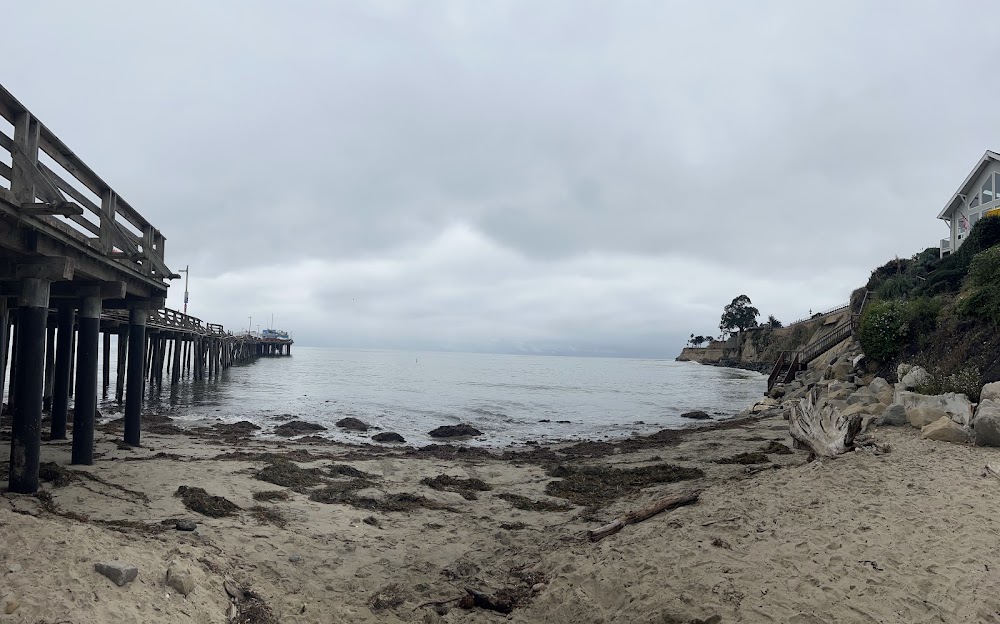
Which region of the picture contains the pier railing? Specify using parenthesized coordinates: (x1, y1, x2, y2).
(0, 84, 173, 281)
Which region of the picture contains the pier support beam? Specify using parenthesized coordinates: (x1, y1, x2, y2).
(8, 278, 51, 493)
(123, 307, 147, 446)
(71, 294, 101, 465)
(50, 305, 75, 440)
(42, 325, 55, 412)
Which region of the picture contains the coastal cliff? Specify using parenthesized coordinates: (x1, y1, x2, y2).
(676, 307, 852, 372)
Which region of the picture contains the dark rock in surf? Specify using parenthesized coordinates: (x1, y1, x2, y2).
(681, 411, 712, 420)
(428, 424, 483, 438)
(372, 432, 406, 443)
(336, 417, 369, 432)
(274, 421, 327, 436)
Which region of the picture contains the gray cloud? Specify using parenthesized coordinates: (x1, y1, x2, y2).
(5, 0, 998, 355)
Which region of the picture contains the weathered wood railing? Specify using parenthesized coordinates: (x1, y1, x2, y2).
(0, 83, 173, 281)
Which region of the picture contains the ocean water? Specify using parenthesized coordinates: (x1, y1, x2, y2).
(96, 346, 766, 447)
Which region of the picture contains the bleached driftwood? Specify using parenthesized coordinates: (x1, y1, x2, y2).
(983, 464, 1000, 481)
(587, 490, 701, 542)
(789, 389, 862, 459)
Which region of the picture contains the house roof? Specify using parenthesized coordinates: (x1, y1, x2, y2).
(938, 150, 1000, 220)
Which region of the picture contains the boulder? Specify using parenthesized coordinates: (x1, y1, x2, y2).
(876, 404, 908, 426)
(680, 410, 712, 420)
(335, 417, 368, 432)
(166, 562, 195, 596)
(852, 354, 866, 370)
(908, 406, 950, 428)
(274, 421, 327, 437)
(825, 361, 853, 382)
(372, 432, 406, 443)
(828, 388, 853, 401)
(869, 377, 891, 396)
(768, 386, 785, 399)
(974, 400, 1000, 447)
(894, 390, 974, 426)
(428, 424, 483, 438)
(921, 416, 971, 444)
(900, 366, 931, 390)
(982, 382, 1000, 403)
(840, 403, 870, 419)
(846, 389, 877, 406)
(95, 562, 138, 587)
(868, 403, 887, 416)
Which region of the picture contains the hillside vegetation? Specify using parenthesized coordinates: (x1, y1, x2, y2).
(856, 215, 1000, 399)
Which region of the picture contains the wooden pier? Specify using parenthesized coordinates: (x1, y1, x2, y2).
(0, 83, 291, 493)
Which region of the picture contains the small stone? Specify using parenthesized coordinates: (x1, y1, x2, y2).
(289, 554, 302, 563)
(532, 582, 546, 593)
(166, 563, 195, 596)
(3, 596, 18, 614)
(95, 561, 139, 587)
(7, 563, 21, 574)
(174, 519, 197, 531)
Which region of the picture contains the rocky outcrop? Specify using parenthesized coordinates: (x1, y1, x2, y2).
(428, 424, 483, 438)
(274, 421, 327, 436)
(335, 417, 369, 432)
(680, 411, 711, 420)
(372, 432, 406, 443)
(921, 416, 970, 444)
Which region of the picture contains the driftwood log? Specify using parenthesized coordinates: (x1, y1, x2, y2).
(789, 389, 862, 459)
(587, 490, 700, 542)
(984, 463, 1000, 481)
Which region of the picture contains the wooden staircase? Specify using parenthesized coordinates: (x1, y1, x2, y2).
(766, 314, 862, 392)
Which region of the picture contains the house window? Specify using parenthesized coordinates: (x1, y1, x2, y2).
(971, 211, 982, 227)
(971, 195, 980, 209)
(984, 177, 995, 204)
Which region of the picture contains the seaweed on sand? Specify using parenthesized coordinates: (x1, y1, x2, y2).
(544, 463, 704, 506)
(252, 490, 291, 502)
(714, 452, 770, 465)
(421, 474, 492, 500)
(495, 492, 571, 512)
(254, 458, 327, 491)
(174, 485, 241, 518)
(249, 504, 288, 529)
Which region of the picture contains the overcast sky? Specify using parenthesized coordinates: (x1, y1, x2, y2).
(3, 1, 995, 357)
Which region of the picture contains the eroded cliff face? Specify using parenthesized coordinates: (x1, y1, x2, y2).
(677, 310, 852, 372)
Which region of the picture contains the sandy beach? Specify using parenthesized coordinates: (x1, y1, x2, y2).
(2, 403, 999, 624)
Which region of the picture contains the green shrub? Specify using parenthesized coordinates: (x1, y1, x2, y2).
(915, 365, 982, 402)
(954, 245, 1000, 323)
(924, 215, 1000, 296)
(857, 300, 909, 363)
(857, 297, 942, 363)
(875, 274, 920, 300)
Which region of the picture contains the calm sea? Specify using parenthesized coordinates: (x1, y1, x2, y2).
(93, 347, 765, 447)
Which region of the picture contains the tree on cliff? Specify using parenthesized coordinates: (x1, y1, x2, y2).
(719, 295, 760, 338)
(688, 334, 711, 347)
(767, 315, 782, 329)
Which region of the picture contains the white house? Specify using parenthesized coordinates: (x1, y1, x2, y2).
(938, 150, 1000, 257)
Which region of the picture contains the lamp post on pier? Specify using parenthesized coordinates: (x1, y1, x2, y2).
(178, 265, 190, 315)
